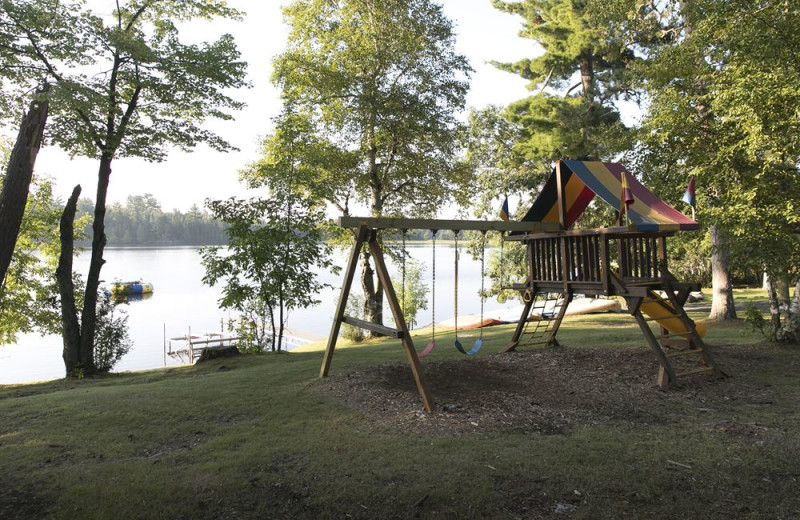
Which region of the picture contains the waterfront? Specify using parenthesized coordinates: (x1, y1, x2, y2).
(0, 244, 520, 384)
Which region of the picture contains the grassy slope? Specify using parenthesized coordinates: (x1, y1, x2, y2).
(1, 295, 799, 519)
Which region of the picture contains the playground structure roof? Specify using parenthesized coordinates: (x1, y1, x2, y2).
(521, 160, 699, 232)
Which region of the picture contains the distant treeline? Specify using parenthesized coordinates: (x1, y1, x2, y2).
(74, 194, 476, 247)
(77, 194, 227, 247)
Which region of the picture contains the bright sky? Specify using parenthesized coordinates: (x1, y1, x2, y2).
(31, 0, 538, 212)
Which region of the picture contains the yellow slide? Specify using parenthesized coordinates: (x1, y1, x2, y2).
(641, 294, 707, 338)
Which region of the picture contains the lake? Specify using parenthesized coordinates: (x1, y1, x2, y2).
(0, 244, 525, 384)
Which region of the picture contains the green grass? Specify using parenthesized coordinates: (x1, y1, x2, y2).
(1, 289, 797, 519)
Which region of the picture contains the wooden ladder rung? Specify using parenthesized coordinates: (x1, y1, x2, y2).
(517, 340, 553, 347)
(340, 316, 404, 338)
(665, 348, 704, 359)
(676, 366, 715, 378)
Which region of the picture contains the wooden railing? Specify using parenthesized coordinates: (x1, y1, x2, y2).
(615, 234, 665, 283)
(522, 229, 671, 294)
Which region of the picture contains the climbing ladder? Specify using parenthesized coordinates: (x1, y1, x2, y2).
(501, 289, 571, 353)
(628, 282, 725, 390)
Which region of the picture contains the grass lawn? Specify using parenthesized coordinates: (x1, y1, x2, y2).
(1, 291, 798, 519)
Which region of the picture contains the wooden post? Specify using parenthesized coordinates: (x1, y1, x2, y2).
(546, 292, 573, 344)
(600, 236, 610, 295)
(632, 309, 678, 385)
(555, 160, 568, 230)
(367, 236, 434, 412)
(320, 226, 368, 378)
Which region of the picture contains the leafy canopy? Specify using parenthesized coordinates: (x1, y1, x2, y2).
(267, 0, 472, 215)
(0, 0, 248, 161)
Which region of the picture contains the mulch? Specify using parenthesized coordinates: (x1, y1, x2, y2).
(317, 344, 781, 435)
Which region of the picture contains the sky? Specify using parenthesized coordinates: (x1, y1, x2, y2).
(29, 0, 539, 212)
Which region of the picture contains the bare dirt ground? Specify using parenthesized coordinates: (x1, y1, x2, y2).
(319, 343, 787, 436)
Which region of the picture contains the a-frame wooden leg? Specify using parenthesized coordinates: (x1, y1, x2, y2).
(545, 291, 573, 345)
(661, 281, 727, 379)
(320, 226, 368, 378)
(368, 236, 435, 412)
(628, 295, 680, 387)
(500, 295, 535, 353)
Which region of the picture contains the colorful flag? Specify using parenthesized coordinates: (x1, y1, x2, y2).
(618, 171, 634, 224)
(682, 175, 696, 209)
(499, 197, 510, 221)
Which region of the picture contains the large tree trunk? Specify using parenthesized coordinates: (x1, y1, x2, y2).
(360, 142, 384, 336)
(709, 224, 737, 320)
(579, 55, 594, 98)
(77, 154, 113, 375)
(763, 273, 782, 334)
(56, 185, 83, 375)
(0, 86, 49, 289)
(786, 279, 800, 343)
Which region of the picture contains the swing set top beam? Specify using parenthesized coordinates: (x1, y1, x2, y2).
(338, 216, 561, 233)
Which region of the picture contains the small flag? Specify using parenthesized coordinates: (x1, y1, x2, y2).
(499, 197, 510, 221)
(682, 175, 696, 209)
(617, 171, 634, 225)
(621, 171, 634, 207)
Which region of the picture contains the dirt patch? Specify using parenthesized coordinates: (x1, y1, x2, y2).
(318, 344, 782, 435)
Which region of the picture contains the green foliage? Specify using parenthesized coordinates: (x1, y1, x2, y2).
(93, 293, 133, 372)
(267, 0, 472, 216)
(487, 0, 637, 165)
(0, 0, 247, 159)
(633, 0, 800, 323)
(0, 172, 89, 344)
(395, 258, 428, 330)
(743, 303, 772, 342)
(2, 0, 247, 373)
(201, 192, 336, 353)
(341, 293, 367, 343)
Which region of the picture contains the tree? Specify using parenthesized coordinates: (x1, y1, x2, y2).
(0, 172, 81, 344)
(0, 85, 48, 289)
(633, 0, 800, 330)
(1, 0, 247, 375)
(395, 258, 428, 330)
(490, 0, 636, 168)
(201, 192, 336, 352)
(93, 293, 133, 372)
(264, 0, 472, 334)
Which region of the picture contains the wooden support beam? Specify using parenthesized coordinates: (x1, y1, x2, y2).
(546, 292, 572, 344)
(633, 311, 679, 385)
(337, 216, 560, 233)
(367, 235, 434, 412)
(320, 226, 368, 378)
(341, 316, 404, 338)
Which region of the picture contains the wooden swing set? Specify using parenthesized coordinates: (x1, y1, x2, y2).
(321, 161, 726, 412)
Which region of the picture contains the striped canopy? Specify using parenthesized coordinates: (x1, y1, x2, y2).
(521, 160, 699, 232)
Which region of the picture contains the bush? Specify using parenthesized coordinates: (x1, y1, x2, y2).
(93, 293, 133, 372)
(341, 294, 366, 343)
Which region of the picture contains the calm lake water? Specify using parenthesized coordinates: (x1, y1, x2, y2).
(1, 245, 523, 384)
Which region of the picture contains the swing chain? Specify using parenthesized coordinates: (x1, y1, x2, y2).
(479, 230, 487, 339)
(430, 229, 437, 338)
(498, 230, 507, 304)
(453, 230, 459, 336)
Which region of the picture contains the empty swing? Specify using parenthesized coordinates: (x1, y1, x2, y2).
(453, 231, 484, 356)
(417, 229, 437, 358)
